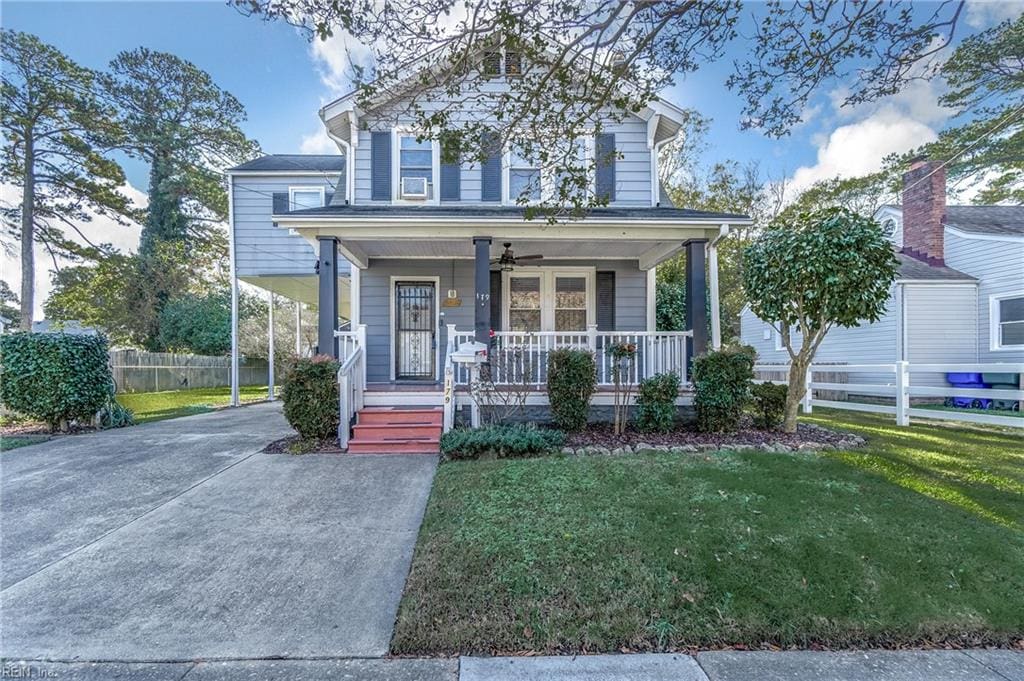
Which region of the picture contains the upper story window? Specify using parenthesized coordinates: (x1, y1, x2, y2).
(397, 134, 435, 201)
(881, 218, 897, 237)
(289, 186, 325, 211)
(483, 49, 521, 77)
(992, 293, 1024, 349)
(508, 145, 541, 202)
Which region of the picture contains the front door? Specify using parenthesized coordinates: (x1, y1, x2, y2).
(395, 281, 436, 381)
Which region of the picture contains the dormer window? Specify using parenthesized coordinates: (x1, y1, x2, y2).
(289, 186, 325, 211)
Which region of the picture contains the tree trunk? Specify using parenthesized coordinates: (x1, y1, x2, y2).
(19, 138, 35, 331)
(783, 356, 808, 433)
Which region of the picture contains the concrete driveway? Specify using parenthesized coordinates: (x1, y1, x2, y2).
(0, 402, 438, 661)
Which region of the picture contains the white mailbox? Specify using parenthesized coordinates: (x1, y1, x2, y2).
(451, 340, 488, 365)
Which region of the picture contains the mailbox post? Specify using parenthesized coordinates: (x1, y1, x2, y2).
(451, 340, 488, 427)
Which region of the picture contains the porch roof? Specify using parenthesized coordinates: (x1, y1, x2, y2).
(273, 205, 749, 269)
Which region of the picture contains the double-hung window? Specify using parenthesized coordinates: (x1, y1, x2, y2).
(508, 144, 541, 203)
(992, 293, 1024, 349)
(397, 134, 435, 200)
(289, 186, 325, 211)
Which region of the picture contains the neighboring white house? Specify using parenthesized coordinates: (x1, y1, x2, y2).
(740, 159, 1024, 385)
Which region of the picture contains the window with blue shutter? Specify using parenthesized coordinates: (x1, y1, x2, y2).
(595, 133, 616, 203)
(480, 132, 502, 202)
(371, 131, 392, 201)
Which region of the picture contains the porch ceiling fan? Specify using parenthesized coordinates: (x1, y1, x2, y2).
(491, 242, 543, 271)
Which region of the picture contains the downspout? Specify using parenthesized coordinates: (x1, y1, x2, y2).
(708, 223, 731, 350)
(324, 126, 354, 206)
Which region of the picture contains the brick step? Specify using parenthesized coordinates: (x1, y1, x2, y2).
(353, 423, 442, 439)
(357, 407, 443, 425)
(347, 438, 440, 454)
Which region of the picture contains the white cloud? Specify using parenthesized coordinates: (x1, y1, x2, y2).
(786, 112, 938, 200)
(0, 182, 145, 319)
(965, 0, 1024, 28)
(309, 31, 374, 95)
(299, 127, 340, 154)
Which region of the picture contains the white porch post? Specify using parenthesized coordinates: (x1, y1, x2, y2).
(267, 291, 275, 401)
(709, 243, 722, 350)
(227, 175, 240, 407)
(646, 266, 656, 332)
(294, 301, 301, 356)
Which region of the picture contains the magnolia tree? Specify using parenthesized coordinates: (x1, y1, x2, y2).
(743, 208, 898, 432)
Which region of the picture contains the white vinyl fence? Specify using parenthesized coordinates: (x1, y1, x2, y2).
(754, 362, 1024, 429)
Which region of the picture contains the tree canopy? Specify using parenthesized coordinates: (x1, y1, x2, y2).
(743, 208, 898, 431)
(1, 29, 137, 330)
(233, 0, 970, 214)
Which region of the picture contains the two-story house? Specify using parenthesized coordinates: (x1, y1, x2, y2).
(226, 52, 751, 450)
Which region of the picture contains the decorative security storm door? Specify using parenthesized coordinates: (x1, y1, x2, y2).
(395, 282, 436, 380)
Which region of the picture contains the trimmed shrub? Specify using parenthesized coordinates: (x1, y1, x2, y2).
(281, 354, 340, 440)
(441, 424, 565, 460)
(0, 332, 114, 430)
(98, 400, 135, 429)
(546, 348, 596, 432)
(635, 372, 681, 433)
(750, 381, 788, 430)
(691, 345, 755, 433)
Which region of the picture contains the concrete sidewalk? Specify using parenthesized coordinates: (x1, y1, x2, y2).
(4, 650, 1021, 680)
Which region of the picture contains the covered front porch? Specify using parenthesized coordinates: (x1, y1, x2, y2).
(273, 207, 749, 437)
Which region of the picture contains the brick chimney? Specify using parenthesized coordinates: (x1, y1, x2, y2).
(901, 157, 946, 265)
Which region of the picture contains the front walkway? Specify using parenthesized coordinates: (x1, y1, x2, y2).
(1, 402, 438, 660)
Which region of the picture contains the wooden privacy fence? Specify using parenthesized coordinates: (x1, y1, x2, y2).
(110, 350, 271, 393)
(754, 362, 1024, 429)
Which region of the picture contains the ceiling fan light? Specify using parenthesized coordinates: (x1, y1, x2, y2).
(501, 260, 514, 272)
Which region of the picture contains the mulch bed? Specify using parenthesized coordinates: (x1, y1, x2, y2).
(262, 434, 344, 454)
(564, 421, 864, 453)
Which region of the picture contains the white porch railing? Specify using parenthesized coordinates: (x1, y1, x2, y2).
(451, 326, 692, 387)
(336, 344, 365, 448)
(754, 362, 1024, 429)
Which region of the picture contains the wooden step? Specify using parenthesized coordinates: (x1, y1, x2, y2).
(347, 441, 441, 454)
(353, 423, 442, 439)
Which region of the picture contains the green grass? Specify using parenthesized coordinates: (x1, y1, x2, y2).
(392, 410, 1024, 654)
(1, 434, 51, 451)
(117, 385, 274, 423)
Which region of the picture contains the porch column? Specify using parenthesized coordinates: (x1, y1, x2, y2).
(473, 237, 492, 345)
(684, 239, 708, 363)
(294, 302, 302, 356)
(267, 291, 275, 400)
(318, 236, 339, 358)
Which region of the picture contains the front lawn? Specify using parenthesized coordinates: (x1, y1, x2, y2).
(392, 410, 1024, 654)
(117, 385, 273, 423)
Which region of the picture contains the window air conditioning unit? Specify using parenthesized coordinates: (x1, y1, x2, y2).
(401, 176, 428, 200)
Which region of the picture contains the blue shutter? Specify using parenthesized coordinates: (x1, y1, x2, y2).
(440, 141, 461, 201)
(481, 132, 502, 202)
(371, 131, 391, 201)
(490, 270, 502, 331)
(595, 133, 616, 203)
(272, 192, 289, 214)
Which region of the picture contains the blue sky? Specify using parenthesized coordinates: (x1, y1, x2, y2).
(4, 0, 1021, 314)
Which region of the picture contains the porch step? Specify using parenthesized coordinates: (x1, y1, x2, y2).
(357, 407, 443, 425)
(345, 407, 442, 454)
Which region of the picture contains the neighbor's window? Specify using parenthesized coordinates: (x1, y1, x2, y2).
(289, 186, 324, 211)
(995, 294, 1024, 348)
(554, 276, 587, 332)
(508, 144, 541, 202)
(508, 276, 542, 332)
(399, 135, 433, 198)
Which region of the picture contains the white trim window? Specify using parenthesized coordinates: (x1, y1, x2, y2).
(504, 137, 592, 205)
(502, 268, 595, 332)
(991, 292, 1024, 350)
(393, 131, 439, 203)
(289, 186, 325, 210)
